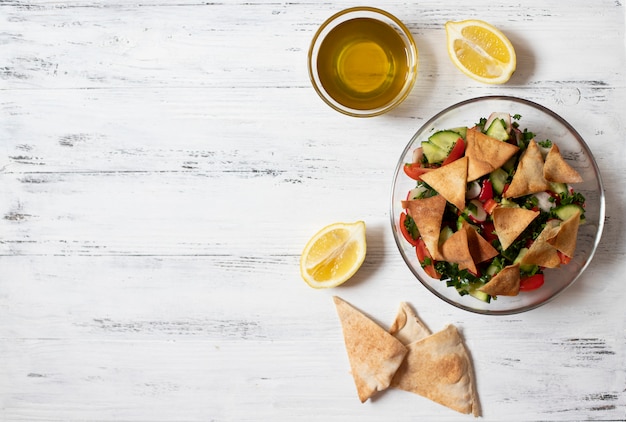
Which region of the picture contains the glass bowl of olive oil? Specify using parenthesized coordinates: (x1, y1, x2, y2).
(308, 7, 418, 117)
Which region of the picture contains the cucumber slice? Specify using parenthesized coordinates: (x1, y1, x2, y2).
(438, 226, 454, 247)
(489, 168, 509, 195)
(428, 130, 462, 151)
(513, 247, 538, 273)
(549, 182, 568, 195)
(485, 262, 500, 277)
(450, 126, 468, 139)
(421, 141, 448, 164)
(469, 288, 490, 303)
(553, 204, 585, 222)
(454, 282, 490, 302)
(485, 118, 510, 141)
(502, 154, 517, 172)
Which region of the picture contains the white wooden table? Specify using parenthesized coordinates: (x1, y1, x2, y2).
(1, 1, 625, 421)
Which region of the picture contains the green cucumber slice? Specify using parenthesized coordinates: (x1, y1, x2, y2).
(553, 204, 585, 222)
(489, 168, 509, 195)
(485, 118, 510, 141)
(421, 141, 448, 164)
(428, 130, 462, 151)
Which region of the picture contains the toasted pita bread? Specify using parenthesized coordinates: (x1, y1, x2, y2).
(492, 207, 540, 251)
(520, 220, 561, 268)
(504, 140, 550, 198)
(419, 157, 468, 211)
(333, 296, 408, 403)
(389, 302, 431, 345)
(465, 128, 519, 181)
(402, 195, 447, 260)
(548, 210, 581, 258)
(391, 324, 480, 417)
(440, 227, 477, 274)
(465, 225, 499, 264)
(543, 144, 583, 184)
(479, 264, 521, 297)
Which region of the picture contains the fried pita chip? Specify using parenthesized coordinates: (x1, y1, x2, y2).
(465, 127, 519, 181)
(389, 302, 431, 345)
(440, 227, 477, 274)
(548, 210, 581, 258)
(479, 264, 521, 297)
(520, 220, 561, 268)
(492, 207, 540, 251)
(543, 144, 583, 184)
(402, 195, 447, 260)
(504, 140, 550, 198)
(465, 225, 499, 264)
(419, 157, 468, 211)
(333, 296, 408, 403)
(391, 324, 480, 417)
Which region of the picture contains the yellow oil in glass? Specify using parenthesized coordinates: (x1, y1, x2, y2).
(316, 17, 410, 111)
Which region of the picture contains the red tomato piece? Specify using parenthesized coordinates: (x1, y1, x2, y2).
(442, 138, 465, 166)
(558, 251, 572, 265)
(520, 274, 545, 291)
(415, 238, 440, 279)
(399, 212, 420, 247)
(480, 221, 498, 242)
(403, 163, 433, 180)
(482, 198, 498, 214)
(478, 179, 493, 202)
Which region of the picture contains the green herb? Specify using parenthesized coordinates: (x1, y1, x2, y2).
(416, 181, 438, 199)
(538, 139, 553, 148)
(559, 190, 586, 206)
(403, 214, 419, 240)
(513, 114, 522, 120)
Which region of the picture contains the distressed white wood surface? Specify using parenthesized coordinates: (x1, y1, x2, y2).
(1, 1, 625, 421)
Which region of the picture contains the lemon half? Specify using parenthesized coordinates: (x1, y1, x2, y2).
(445, 19, 517, 84)
(300, 221, 367, 289)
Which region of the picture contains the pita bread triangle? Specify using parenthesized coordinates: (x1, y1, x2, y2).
(492, 207, 540, 251)
(479, 264, 521, 297)
(391, 324, 480, 417)
(402, 195, 447, 260)
(389, 302, 431, 345)
(419, 157, 468, 211)
(465, 127, 519, 181)
(440, 227, 477, 274)
(543, 144, 583, 183)
(465, 225, 499, 264)
(504, 139, 550, 198)
(520, 220, 561, 268)
(332, 296, 408, 403)
(548, 210, 581, 258)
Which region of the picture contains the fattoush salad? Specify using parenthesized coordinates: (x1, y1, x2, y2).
(399, 112, 585, 302)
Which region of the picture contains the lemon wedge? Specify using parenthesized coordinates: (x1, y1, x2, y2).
(300, 221, 367, 289)
(445, 19, 516, 84)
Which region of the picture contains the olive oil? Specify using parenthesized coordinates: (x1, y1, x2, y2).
(316, 17, 411, 111)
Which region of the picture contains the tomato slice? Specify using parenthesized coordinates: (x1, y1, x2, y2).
(399, 212, 420, 247)
(442, 138, 465, 166)
(482, 198, 498, 215)
(520, 274, 545, 291)
(403, 163, 433, 180)
(415, 238, 440, 279)
(480, 221, 498, 243)
(478, 179, 493, 201)
(558, 251, 572, 265)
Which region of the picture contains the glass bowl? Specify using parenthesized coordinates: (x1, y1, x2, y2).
(390, 96, 605, 315)
(308, 7, 418, 117)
